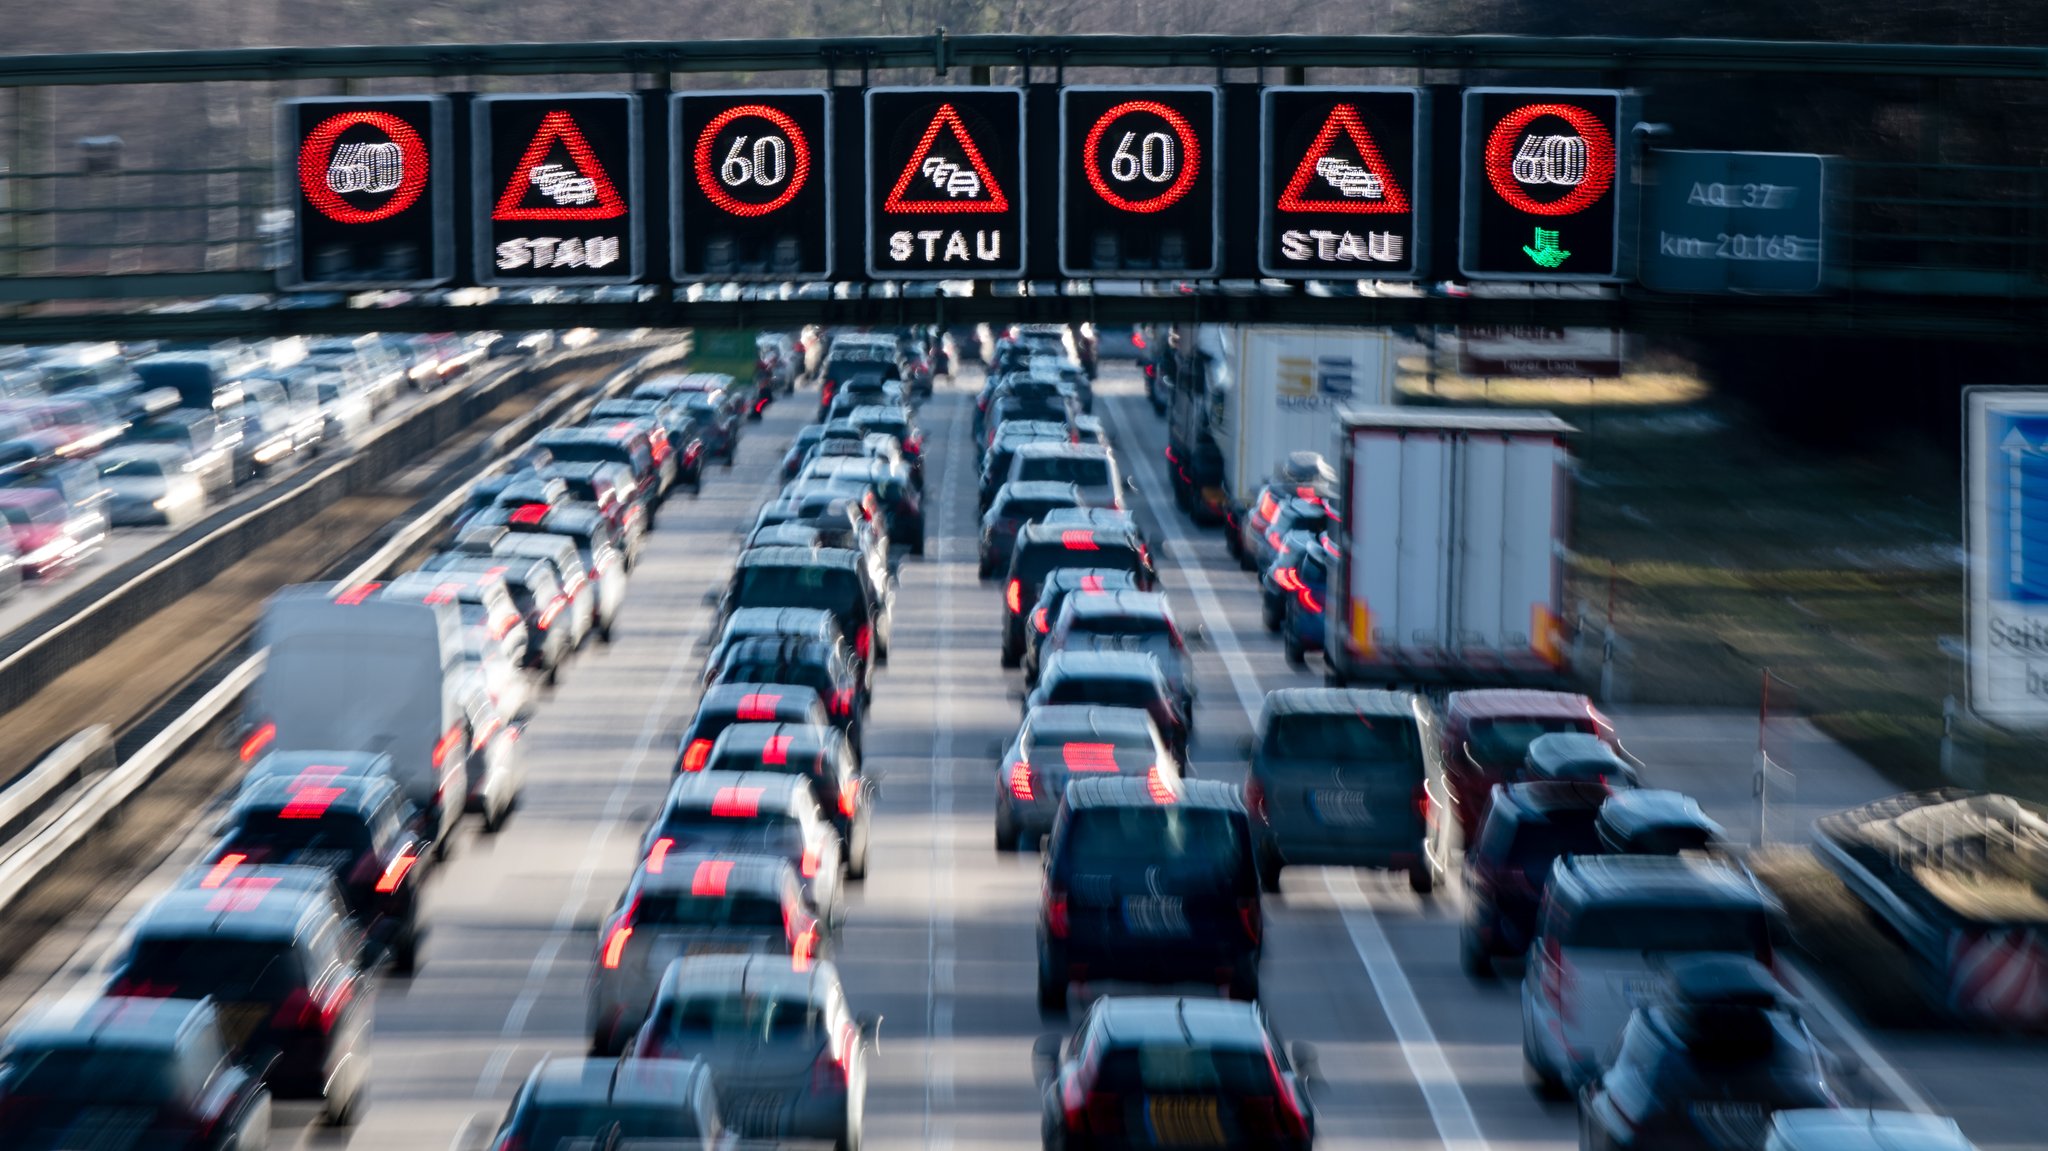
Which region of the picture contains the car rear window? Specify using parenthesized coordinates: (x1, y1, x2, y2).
(1504, 809, 1604, 869)
(123, 937, 306, 1000)
(1562, 906, 1771, 956)
(1066, 807, 1245, 873)
(523, 1104, 703, 1143)
(1095, 1045, 1272, 1093)
(1018, 455, 1110, 486)
(653, 994, 823, 1046)
(733, 567, 861, 616)
(718, 661, 832, 695)
(3, 1048, 186, 1106)
(1046, 676, 1160, 710)
(634, 892, 784, 929)
(538, 441, 629, 467)
(224, 812, 375, 863)
(1069, 612, 1172, 637)
(1467, 716, 1597, 770)
(1263, 713, 1419, 764)
(996, 495, 1078, 522)
(1016, 541, 1143, 585)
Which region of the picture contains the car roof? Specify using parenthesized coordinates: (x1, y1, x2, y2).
(133, 878, 336, 940)
(525, 1055, 712, 1108)
(665, 769, 811, 810)
(1042, 650, 1166, 680)
(1495, 780, 1617, 820)
(7, 995, 216, 1052)
(1263, 687, 1417, 719)
(636, 850, 793, 896)
(1017, 522, 1141, 549)
(1597, 789, 1724, 838)
(1065, 590, 1172, 620)
(1554, 854, 1777, 911)
(1066, 774, 1240, 812)
(1767, 1111, 1978, 1151)
(735, 546, 859, 571)
(1447, 688, 1599, 721)
(244, 750, 394, 780)
(721, 607, 838, 635)
(695, 683, 827, 715)
(711, 722, 835, 760)
(1092, 996, 1266, 1049)
(1014, 440, 1110, 460)
(656, 953, 839, 1002)
(230, 773, 398, 818)
(1025, 705, 1158, 741)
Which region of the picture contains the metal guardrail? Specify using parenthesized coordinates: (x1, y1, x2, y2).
(0, 338, 684, 919)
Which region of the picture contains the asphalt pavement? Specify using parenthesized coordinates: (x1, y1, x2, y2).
(4, 365, 2041, 1150)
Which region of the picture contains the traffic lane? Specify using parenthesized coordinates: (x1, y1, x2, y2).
(294, 396, 811, 1150)
(1100, 375, 1581, 1149)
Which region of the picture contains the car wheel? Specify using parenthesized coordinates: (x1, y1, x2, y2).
(1283, 631, 1306, 667)
(1037, 947, 1068, 1015)
(599, 617, 615, 644)
(1000, 645, 1021, 669)
(1459, 924, 1494, 978)
(977, 557, 992, 579)
(1409, 863, 1436, 896)
(545, 659, 560, 687)
(323, 1083, 362, 1128)
(1261, 597, 1283, 633)
(1227, 956, 1260, 1002)
(482, 798, 506, 835)
(391, 930, 419, 977)
(1524, 1040, 1567, 1100)
(1259, 849, 1283, 895)
(995, 812, 1019, 853)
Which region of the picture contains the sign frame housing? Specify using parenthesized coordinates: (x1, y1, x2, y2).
(864, 85, 1027, 281)
(1258, 85, 1427, 280)
(1964, 387, 2048, 729)
(1640, 148, 1830, 295)
(279, 95, 454, 290)
(472, 91, 645, 287)
(671, 88, 834, 284)
(1058, 84, 1223, 280)
(1459, 86, 1628, 284)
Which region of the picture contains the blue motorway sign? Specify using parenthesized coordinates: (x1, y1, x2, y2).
(1641, 150, 1829, 293)
(1965, 390, 2048, 726)
(1985, 410, 2048, 604)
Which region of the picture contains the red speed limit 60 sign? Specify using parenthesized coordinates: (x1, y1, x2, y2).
(1461, 88, 1625, 281)
(674, 90, 833, 281)
(281, 96, 452, 288)
(1060, 86, 1219, 277)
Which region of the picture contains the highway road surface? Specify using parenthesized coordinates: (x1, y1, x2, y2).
(5, 366, 2042, 1151)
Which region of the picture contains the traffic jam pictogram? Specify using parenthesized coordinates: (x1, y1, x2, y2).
(475, 94, 642, 284)
(1061, 86, 1218, 276)
(675, 91, 832, 281)
(1262, 88, 1424, 278)
(1461, 88, 1625, 280)
(283, 96, 452, 287)
(866, 88, 1025, 277)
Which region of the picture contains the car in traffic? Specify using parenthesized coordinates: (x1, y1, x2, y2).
(539, 458, 650, 562)
(1243, 688, 1451, 896)
(996, 703, 1180, 852)
(417, 550, 573, 682)
(1026, 650, 1190, 764)
(718, 545, 891, 668)
(1040, 589, 1197, 723)
(1038, 775, 1262, 1011)
(1441, 688, 1620, 842)
(485, 1055, 728, 1150)
(1764, 1111, 1980, 1151)
(534, 426, 664, 521)
(588, 852, 824, 1055)
(1281, 532, 1333, 667)
(631, 955, 877, 1151)
(676, 683, 832, 775)
(979, 481, 1088, 578)
(703, 635, 867, 751)
(1020, 568, 1143, 685)
(0, 995, 275, 1149)
(96, 442, 208, 526)
(704, 722, 871, 878)
(1002, 523, 1156, 668)
(640, 769, 845, 917)
(1005, 440, 1125, 511)
(1033, 996, 1316, 1151)
(0, 486, 101, 578)
(1460, 780, 1612, 976)
(106, 874, 371, 1123)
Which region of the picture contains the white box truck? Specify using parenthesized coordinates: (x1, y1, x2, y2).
(1196, 325, 1394, 533)
(1325, 409, 1575, 687)
(243, 583, 473, 854)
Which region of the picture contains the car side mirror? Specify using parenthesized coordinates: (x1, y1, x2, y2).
(1031, 1034, 1063, 1088)
(1291, 1041, 1321, 1086)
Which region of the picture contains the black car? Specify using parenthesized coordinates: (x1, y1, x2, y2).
(0, 995, 274, 1149)
(703, 636, 867, 751)
(488, 1056, 727, 1150)
(1021, 567, 1143, 683)
(1000, 521, 1152, 666)
(799, 457, 925, 556)
(1041, 589, 1197, 721)
(995, 703, 1179, 852)
(1026, 650, 1189, 762)
(201, 774, 428, 974)
(1579, 956, 1840, 1151)
(106, 875, 372, 1123)
(1038, 776, 1262, 1012)
(534, 426, 662, 520)
(718, 546, 891, 668)
(676, 682, 831, 774)
(979, 481, 1088, 579)
(592, 396, 706, 493)
(818, 348, 898, 417)
(1260, 529, 1321, 633)
(681, 388, 742, 466)
(704, 721, 871, 877)
(1460, 780, 1612, 976)
(1033, 997, 1315, 1151)
(1245, 496, 1331, 577)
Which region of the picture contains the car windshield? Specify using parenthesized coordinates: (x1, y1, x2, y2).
(1067, 807, 1244, 873)
(652, 993, 824, 1047)
(123, 937, 304, 1000)
(1467, 716, 1598, 770)
(634, 891, 784, 928)
(1094, 1045, 1272, 1093)
(2, 1047, 186, 1106)
(521, 1104, 702, 1144)
(1564, 906, 1771, 955)
(1264, 714, 1419, 763)
(1019, 456, 1111, 486)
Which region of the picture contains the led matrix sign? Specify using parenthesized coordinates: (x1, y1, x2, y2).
(865, 87, 1026, 278)
(475, 93, 643, 285)
(282, 96, 452, 288)
(1060, 86, 1220, 277)
(1461, 88, 1625, 281)
(1261, 88, 1425, 279)
(674, 90, 833, 281)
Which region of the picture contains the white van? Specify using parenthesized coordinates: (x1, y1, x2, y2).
(245, 583, 474, 856)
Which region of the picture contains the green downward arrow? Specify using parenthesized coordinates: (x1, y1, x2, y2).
(1523, 227, 1571, 269)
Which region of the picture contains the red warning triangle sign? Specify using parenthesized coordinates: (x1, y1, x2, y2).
(882, 103, 1009, 214)
(1276, 104, 1409, 214)
(493, 110, 628, 221)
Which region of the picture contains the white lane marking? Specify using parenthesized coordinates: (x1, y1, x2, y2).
(1781, 961, 1936, 1114)
(1100, 390, 1493, 1151)
(923, 384, 964, 1151)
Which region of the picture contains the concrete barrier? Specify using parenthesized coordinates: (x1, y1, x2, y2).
(0, 725, 112, 847)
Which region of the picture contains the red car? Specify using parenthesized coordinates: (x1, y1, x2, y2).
(0, 487, 100, 579)
(1439, 689, 1618, 843)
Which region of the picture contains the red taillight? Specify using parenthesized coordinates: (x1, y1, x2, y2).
(537, 596, 565, 630)
(838, 779, 860, 817)
(830, 688, 856, 717)
(904, 436, 923, 457)
(432, 723, 465, 769)
(1045, 891, 1068, 938)
(738, 693, 783, 720)
(681, 739, 714, 773)
(238, 722, 276, 762)
(1244, 777, 1266, 818)
(601, 921, 634, 969)
(1147, 767, 1178, 804)
(801, 843, 822, 877)
(1032, 607, 1050, 634)
(712, 787, 765, 817)
(754, 397, 769, 414)
(1006, 580, 1022, 615)
(1061, 530, 1098, 551)
(1414, 783, 1431, 822)
(762, 735, 792, 766)
(199, 853, 247, 889)
(335, 582, 382, 606)
(1540, 936, 1575, 1023)
(692, 859, 732, 896)
(1062, 743, 1119, 773)
(854, 624, 872, 661)
(1009, 761, 1035, 800)
(509, 502, 549, 526)
(808, 1025, 851, 1090)
(1257, 492, 1279, 523)
(1273, 566, 1302, 593)
(793, 923, 819, 973)
(1266, 528, 1284, 551)
(281, 787, 343, 819)
(1298, 584, 1322, 613)
(374, 851, 418, 894)
(646, 837, 674, 874)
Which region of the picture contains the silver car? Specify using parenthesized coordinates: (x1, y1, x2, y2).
(632, 954, 877, 1149)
